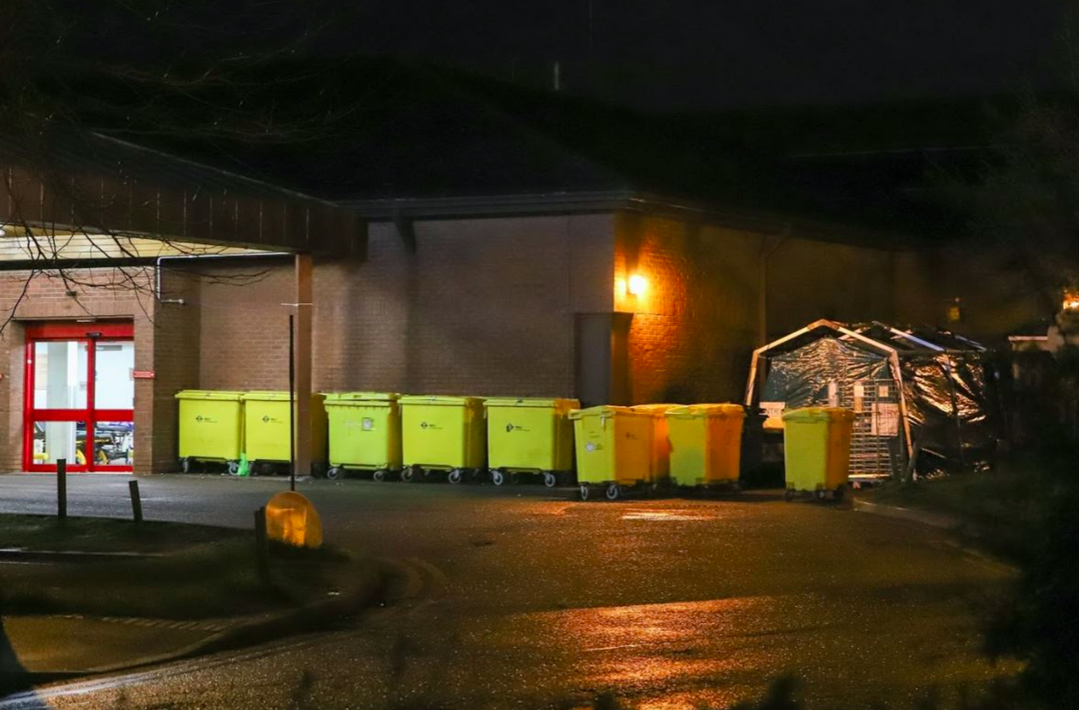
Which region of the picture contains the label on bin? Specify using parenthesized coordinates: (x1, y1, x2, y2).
(362, 418, 374, 431)
(585, 442, 596, 452)
(194, 415, 217, 424)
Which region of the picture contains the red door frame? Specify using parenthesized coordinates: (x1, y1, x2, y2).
(23, 321, 135, 472)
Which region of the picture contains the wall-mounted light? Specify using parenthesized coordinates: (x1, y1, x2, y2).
(628, 273, 647, 296)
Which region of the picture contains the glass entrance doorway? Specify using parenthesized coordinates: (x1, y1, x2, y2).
(24, 322, 135, 472)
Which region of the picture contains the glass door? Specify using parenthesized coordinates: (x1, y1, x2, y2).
(24, 322, 135, 472)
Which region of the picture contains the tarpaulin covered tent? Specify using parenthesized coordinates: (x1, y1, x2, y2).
(745, 320, 1001, 479)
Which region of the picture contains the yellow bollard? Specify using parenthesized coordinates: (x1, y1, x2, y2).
(264, 491, 323, 548)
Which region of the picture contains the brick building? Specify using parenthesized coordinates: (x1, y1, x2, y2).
(0, 66, 1043, 474)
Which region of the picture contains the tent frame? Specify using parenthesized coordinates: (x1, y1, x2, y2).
(744, 319, 915, 461)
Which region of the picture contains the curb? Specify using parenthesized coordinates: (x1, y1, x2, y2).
(19, 559, 387, 680)
(852, 498, 963, 530)
(0, 549, 163, 563)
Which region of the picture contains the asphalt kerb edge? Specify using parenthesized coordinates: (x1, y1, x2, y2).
(74, 559, 388, 677)
(852, 498, 962, 530)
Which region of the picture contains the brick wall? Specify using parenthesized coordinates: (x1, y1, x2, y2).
(189, 215, 613, 398)
(613, 213, 761, 404)
(1, 209, 1023, 475)
(893, 247, 1045, 340)
(0, 268, 166, 473)
(612, 212, 944, 405)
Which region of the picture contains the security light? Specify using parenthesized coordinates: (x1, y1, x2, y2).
(628, 273, 647, 296)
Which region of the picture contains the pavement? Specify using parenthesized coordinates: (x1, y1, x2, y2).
(0, 473, 1018, 710)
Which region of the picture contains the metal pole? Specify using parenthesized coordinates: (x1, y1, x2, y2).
(289, 314, 296, 492)
(128, 480, 143, 523)
(57, 458, 67, 521)
(254, 506, 269, 582)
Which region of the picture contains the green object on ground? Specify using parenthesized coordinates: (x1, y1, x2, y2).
(237, 453, 249, 477)
(398, 395, 486, 470)
(324, 392, 402, 471)
(241, 391, 328, 465)
(485, 397, 578, 472)
(782, 407, 854, 494)
(569, 405, 653, 486)
(175, 390, 245, 465)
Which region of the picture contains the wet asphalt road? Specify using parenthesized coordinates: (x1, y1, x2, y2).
(0, 473, 1015, 710)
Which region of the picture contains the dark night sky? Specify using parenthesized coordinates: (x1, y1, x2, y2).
(325, 0, 1067, 111)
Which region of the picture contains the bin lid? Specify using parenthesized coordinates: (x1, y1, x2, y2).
(323, 392, 400, 403)
(568, 405, 646, 420)
(781, 407, 855, 423)
(398, 395, 484, 406)
(175, 390, 246, 401)
(666, 403, 745, 419)
(630, 403, 680, 417)
(240, 391, 293, 402)
(485, 397, 580, 412)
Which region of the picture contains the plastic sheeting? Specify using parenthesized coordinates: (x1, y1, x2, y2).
(762, 338, 890, 409)
(902, 356, 997, 474)
(758, 332, 999, 476)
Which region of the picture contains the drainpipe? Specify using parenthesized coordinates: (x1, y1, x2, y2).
(758, 223, 792, 346)
(155, 252, 291, 303)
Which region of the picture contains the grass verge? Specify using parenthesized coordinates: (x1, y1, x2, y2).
(858, 454, 1071, 562)
(0, 514, 361, 620)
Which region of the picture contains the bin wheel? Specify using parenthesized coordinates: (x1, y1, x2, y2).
(181, 457, 191, 474)
(579, 484, 590, 501)
(491, 469, 505, 486)
(401, 466, 415, 483)
(605, 483, 622, 501)
(784, 488, 794, 502)
(815, 488, 827, 501)
(373, 469, 386, 483)
(834, 485, 845, 501)
(326, 466, 342, 481)
(227, 460, 239, 476)
(448, 469, 463, 485)
(543, 471, 557, 488)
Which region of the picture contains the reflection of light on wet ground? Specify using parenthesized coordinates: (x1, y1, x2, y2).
(621, 510, 714, 521)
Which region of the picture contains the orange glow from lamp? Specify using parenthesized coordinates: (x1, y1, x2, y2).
(1063, 289, 1079, 311)
(628, 273, 647, 296)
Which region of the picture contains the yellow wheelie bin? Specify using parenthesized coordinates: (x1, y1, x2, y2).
(486, 397, 579, 487)
(323, 392, 402, 482)
(665, 404, 746, 490)
(175, 390, 245, 474)
(241, 391, 328, 477)
(398, 395, 486, 484)
(570, 405, 653, 501)
(781, 407, 855, 501)
(631, 404, 679, 487)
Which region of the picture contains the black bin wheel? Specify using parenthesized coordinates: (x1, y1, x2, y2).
(326, 466, 342, 480)
(543, 472, 557, 488)
(605, 483, 621, 501)
(373, 469, 386, 483)
(579, 484, 590, 501)
(448, 469, 463, 484)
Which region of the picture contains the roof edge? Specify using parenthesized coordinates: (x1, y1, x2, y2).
(345, 190, 925, 250)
